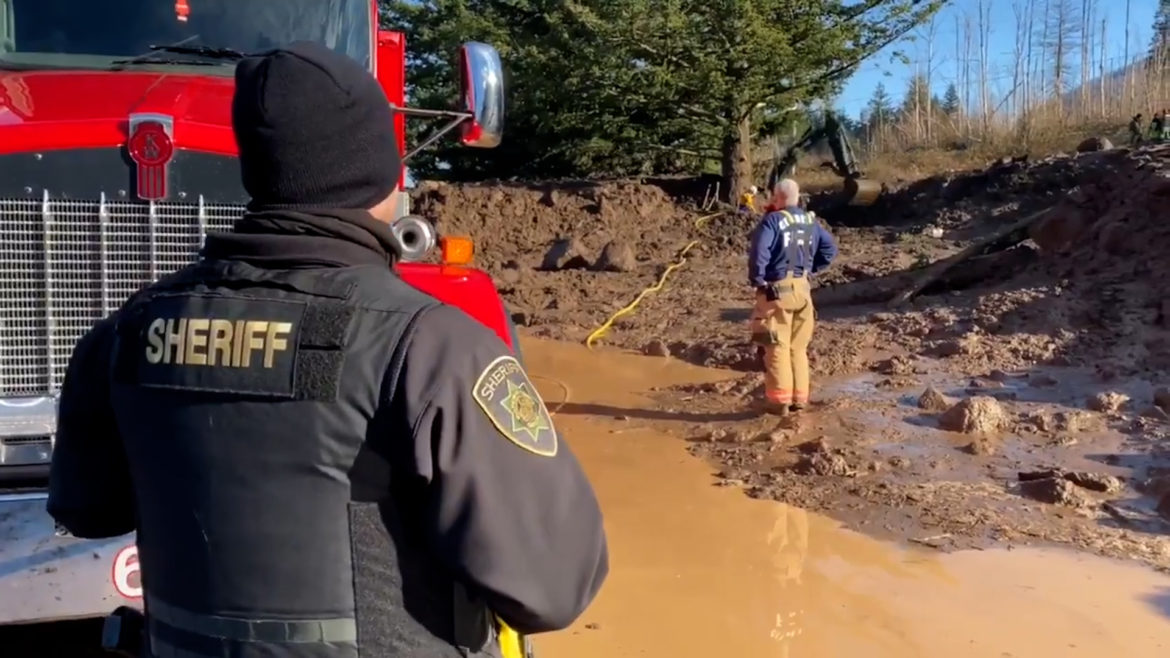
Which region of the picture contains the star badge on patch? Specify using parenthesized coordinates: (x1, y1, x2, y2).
(473, 355, 558, 456)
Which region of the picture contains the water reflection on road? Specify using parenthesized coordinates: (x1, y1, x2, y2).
(523, 338, 1170, 657)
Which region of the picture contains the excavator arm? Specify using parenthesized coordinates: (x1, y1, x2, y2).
(768, 112, 881, 208)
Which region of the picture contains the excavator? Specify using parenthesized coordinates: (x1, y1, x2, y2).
(767, 110, 883, 209)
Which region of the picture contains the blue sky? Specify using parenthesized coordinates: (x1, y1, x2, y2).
(837, 0, 1162, 119)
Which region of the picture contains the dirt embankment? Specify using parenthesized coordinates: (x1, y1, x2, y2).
(411, 142, 1170, 569)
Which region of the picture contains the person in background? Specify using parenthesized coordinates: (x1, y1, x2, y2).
(739, 185, 759, 215)
(747, 178, 838, 415)
(1129, 113, 1144, 146)
(1150, 110, 1165, 142)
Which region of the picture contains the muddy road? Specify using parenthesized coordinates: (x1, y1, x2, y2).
(418, 143, 1170, 573)
(523, 338, 1170, 656)
(3, 338, 1169, 656)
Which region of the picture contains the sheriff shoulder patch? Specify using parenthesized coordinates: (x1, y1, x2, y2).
(472, 355, 558, 457)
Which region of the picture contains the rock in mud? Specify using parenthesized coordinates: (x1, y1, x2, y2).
(1019, 469, 1122, 494)
(1056, 410, 1097, 433)
(876, 376, 917, 390)
(642, 339, 670, 357)
(1087, 391, 1129, 413)
(1027, 373, 1059, 387)
(593, 240, 637, 272)
(936, 334, 980, 357)
(1154, 387, 1170, 412)
(1157, 492, 1170, 522)
(1076, 136, 1113, 152)
(795, 449, 854, 477)
(962, 437, 997, 455)
(1064, 471, 1123, 494)
(540, 237, 591, 270)
(872, 355, 917, 375)
(757, 429, 789, 444)
(497, 268, 522, 285)
(917, 387, 953, 412)
(1019, 477, 1094, 508)
(703, 428, 747, 444)
(939, 396, 1007, 434)
(888, 456, 913, 469)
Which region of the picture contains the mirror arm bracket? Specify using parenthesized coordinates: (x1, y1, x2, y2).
(392, 106, 473, 120)
(401, 116, 470, 162)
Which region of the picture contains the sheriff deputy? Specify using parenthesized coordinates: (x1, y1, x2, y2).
(47, 41, 608, 658)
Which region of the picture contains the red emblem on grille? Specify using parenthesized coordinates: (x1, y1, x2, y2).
(128, 119, 175, 200)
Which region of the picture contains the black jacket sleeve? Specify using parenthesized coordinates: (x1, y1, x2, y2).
(46, 315, 136, 539)
(391, 304, 608, 634)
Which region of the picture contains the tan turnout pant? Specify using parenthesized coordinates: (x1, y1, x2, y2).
(749, 274, 815, 405)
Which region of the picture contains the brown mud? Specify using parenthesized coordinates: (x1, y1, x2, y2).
(523, 338, 1170, 657)
(417, 142, 1170, 569)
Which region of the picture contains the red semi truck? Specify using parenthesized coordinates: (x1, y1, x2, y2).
(0, 0, 512, 635)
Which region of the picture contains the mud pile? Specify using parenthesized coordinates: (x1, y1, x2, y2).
(411, 180, 694, 270)
(846, 143, 1170, 376)
(409, 143, 1170, 377)
(410, 179, 719, 343)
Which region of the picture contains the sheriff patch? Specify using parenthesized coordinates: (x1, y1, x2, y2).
(473, 355, 558, 457)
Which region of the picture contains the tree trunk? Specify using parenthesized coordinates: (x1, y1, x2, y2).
(721, 115, 753, 202)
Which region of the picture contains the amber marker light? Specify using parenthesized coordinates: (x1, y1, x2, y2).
(440, 236, 475, 265)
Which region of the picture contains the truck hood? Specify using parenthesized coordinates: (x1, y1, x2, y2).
(0, 69, 238, 155)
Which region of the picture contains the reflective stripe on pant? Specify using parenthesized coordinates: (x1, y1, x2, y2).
(749, 275, 815, 404)
(146, 594, 357, 657)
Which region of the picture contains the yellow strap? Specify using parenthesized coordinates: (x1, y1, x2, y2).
(497, 616, 525, 658)
(778, 209, 808, 224)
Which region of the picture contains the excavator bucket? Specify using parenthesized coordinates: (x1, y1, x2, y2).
(843, 178, 883, 206)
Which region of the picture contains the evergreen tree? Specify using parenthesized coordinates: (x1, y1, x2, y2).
(865, 82, 894, 128)
(382, 0, 945, 193)
(1153, 0, 1170, 64)
(941, 83, 961, 115)
(899, 73, 932, 116)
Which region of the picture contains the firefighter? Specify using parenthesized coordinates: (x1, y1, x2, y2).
(748, 178, 838, 414)
(47, 42, 608, 658)
(739, 185, 759, 215)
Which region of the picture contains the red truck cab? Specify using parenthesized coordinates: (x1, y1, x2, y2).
(0, 0, 510, 629)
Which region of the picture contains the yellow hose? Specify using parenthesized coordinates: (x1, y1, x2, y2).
(584, 212, 721, 349)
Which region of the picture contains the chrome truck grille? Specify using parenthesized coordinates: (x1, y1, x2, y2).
(0, 193, 240, 397)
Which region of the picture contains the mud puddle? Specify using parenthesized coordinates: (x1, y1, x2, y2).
(521, 337, 1170, 656)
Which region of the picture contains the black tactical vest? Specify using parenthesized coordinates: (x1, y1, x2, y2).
(108, 258, 503, 658)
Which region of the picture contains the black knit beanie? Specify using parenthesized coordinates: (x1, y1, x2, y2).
(232, 41, 402, 211)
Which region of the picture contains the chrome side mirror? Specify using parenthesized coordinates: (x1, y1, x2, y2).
(458, 42, 504, 148)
